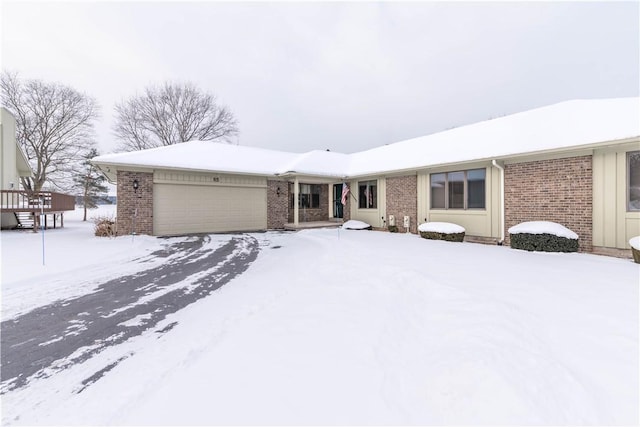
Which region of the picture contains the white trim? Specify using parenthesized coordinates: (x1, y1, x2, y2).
(492, 160, 505, 244)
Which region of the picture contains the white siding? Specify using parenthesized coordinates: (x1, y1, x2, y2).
(593, 142, 640, 249)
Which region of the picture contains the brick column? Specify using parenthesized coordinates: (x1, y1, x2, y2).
(504, 155, 592, 252)
(386, 175, 418, 233)
(117, 171, 153, 236)
(267, 180, 289, 229)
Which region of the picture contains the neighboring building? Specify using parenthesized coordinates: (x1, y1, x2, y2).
(0, 108, 75, 230)
(1, 108, 34, 228)
(1, 108, 32, 191)
(92, 97, 640, 256)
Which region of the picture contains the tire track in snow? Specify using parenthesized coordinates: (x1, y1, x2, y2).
(0, 234, 260, 393)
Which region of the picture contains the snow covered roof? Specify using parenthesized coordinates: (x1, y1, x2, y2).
(93, 97, 639, 179)
(93, 142, 299, 176)
(277, 150, 351, 178)
(348, 97, 640, 176)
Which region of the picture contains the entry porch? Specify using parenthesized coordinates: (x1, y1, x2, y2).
(279, 175, 350, 228)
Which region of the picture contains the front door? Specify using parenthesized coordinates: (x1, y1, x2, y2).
(333, 184, 343, 219)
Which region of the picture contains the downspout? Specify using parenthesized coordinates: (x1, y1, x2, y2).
(492, 160, 505, 245)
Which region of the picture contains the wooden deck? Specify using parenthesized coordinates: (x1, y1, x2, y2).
(1, 190, 75, 230)
(1, 190, 75, 212)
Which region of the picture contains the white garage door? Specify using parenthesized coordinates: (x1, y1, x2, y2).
(153, 183, 267, 236)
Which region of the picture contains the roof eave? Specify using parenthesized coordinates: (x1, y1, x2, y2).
(91, 159, 279, 179)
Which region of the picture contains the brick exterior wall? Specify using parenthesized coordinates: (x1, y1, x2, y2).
(385, 175, 418, 233)
(117, 171, 153, 236)
(504, 155, 593, 252)
(288, 184, 329, 222)
(267, 180, 289, 229)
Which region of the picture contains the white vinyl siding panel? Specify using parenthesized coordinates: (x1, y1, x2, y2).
(153, 183, 267, 236)
(592, 143, 640, 249)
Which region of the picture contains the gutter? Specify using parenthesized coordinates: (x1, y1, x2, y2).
(492, 159, 505, 245)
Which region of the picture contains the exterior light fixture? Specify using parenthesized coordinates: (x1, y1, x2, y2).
(276, 186, 281, 196)
(132, 178, 139, 239)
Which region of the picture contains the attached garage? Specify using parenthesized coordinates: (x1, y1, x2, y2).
(153, 170, 267, 236)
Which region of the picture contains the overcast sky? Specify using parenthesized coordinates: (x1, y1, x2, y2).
(2, 1, 639, 155)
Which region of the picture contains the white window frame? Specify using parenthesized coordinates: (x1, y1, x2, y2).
(628, 151, 640, 212)
(430, 168, 486, 210)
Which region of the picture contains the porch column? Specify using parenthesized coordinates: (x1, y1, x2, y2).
(328, 183, 333, 219)
(294, 176, 299, 226)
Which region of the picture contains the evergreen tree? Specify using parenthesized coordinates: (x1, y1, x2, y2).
(74, 148, 109, 221)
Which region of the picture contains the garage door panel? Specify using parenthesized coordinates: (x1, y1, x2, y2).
(153, 184, 267, 235)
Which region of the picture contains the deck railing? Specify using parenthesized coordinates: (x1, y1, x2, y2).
(0, 190, 76, 213)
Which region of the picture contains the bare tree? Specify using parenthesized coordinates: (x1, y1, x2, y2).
(114, 82, 239, 151)
(1, 72, 99, 193)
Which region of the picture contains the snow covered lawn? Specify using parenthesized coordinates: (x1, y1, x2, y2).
(1, 206, 185, 318)
(1, 221, 638, 425)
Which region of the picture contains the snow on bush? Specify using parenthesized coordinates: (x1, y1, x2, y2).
(508, 221, 578, 239)
(509, 221, 578, 253)
(418, 222, 465, 242)
(342, 220, 372, 230)
(418, 222, 465, 234)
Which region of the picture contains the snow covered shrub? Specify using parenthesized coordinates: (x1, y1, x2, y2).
(342, 220, 372, 230)
(388, 225, 398, 233)
(419, 231, 465, 242)
(508, 221, 578, 253)
(629, 236, 640, 264)
(510, 233, 578, 252)
(94, 215, 116, 237)
(418, 222, 465, 242)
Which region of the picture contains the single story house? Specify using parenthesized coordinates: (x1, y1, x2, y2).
(92, 97, 640, 256)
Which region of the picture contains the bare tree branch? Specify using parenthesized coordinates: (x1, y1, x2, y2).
(113, 81, 239, 151)
(1, 71, 99, 192)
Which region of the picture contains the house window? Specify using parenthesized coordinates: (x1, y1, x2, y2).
(289, 183, 321, 209)
(629, 151, 640, 211)
(430, 168, 486, 209)
(467, 169, 486, 209)
(358, 180, 377, 209)
(448, 171, 465, 209)
(431, 173, 446, 209)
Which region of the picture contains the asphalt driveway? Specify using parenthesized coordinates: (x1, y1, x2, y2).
(1, 234, 260, 393)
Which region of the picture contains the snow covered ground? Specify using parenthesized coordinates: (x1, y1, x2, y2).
(1, 212, 638, 425)
(1, 206, 186, 318)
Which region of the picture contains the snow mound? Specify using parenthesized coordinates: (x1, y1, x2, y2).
(508, 221, 578, 240)
(342, 220, 371, 230)
(629, 236, 640, 250)
(418, 222, 465, 234)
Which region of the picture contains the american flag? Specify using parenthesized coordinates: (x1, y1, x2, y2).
(341, 182, 350, 205)
(365, 183, 371, 207)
